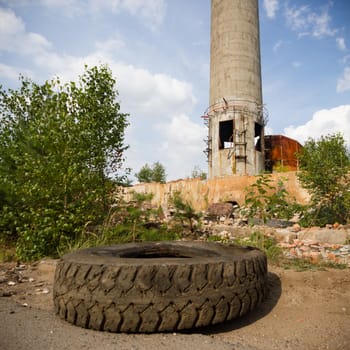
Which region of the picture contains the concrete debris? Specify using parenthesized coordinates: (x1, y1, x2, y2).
(203, 217, 350, 267)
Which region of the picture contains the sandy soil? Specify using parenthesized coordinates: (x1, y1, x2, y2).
(0, 259, 349, 350)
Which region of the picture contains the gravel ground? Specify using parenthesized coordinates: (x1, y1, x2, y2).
(0, 258, 350, 350)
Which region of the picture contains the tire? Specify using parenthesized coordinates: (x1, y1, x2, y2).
(53, 241, 268, 333)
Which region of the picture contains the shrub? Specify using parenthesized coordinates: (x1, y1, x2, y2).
(297, 133, 350, 226)
(170, 192, 202, 233)
(241, 174, 302, 224)
(234, 231, 283, 264)
(0, 65, 129, 260)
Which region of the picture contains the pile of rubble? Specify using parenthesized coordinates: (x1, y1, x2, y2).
(279, 239, 350, 265)
(202, 205, 350, 267)
(275, 224, 350, 266)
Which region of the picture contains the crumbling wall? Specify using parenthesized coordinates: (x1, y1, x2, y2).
(123, 171, 309, 213)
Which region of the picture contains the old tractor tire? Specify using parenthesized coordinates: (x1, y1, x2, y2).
(53, 241, 268, 333)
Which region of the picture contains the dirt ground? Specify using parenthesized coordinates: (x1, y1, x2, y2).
(0, 258, 350, 350)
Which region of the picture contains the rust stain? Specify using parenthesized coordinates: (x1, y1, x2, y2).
(265, 135, 302, 172)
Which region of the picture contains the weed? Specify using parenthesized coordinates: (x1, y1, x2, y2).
(57, 192, 181, 257)
(241, 174, 302, 225)
(170, 192, 202, 233)
(233, 231, 283, 264)
(207, 235, 222, 242)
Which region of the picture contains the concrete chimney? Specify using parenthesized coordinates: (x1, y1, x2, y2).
(207, 0, 266, 178)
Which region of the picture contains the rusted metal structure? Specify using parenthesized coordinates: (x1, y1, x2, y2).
(205, 0, 266, 178)
(264, 135, 302, 172)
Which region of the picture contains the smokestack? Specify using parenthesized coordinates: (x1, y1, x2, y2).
(207, 0, 266, 178)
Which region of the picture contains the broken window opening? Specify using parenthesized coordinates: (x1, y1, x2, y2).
(254, 122, 263, 151)
(219, 120, 234, 149)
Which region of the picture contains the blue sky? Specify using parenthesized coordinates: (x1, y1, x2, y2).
(0, 0, 349, 182)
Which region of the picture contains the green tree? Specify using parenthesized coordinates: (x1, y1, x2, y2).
(0, 65, 129, 260)
(152, 161, 167, 183)
(297, 133, 350, 226)
(190, 166, 207, 180)
(135, 163, 153, 183)
(135, 161, 166, 183)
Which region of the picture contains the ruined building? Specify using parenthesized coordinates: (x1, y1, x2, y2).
(204, 0, 266, 178)
(127, 1, 305, 213)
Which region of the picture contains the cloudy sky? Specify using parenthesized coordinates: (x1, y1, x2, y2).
(0, 0, 349, 182)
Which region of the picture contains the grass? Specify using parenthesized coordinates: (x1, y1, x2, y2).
(3, 210, 348, 272)
(58, 223, 180, 256)
(233, 231, 284, 265)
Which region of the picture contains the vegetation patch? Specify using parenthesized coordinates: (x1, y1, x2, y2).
(296, 133, 350, 226)
(0, 65, 129, 260)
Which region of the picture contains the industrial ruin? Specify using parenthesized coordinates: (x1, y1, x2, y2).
(203, 0, 300, 178)
(130, 0, 303, 210)
(204, 0, 266, 178)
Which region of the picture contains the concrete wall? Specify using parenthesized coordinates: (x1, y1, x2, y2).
(123, 172, 310, 214)
(210, 0, 262, 105)
(208, 104, 264, 177)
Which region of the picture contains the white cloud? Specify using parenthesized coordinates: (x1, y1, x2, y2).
(120, 0, 166, 29)
(337, 67, 350, 92)
(39, 0, 83, 15)
(112, 63, 197, 118)
(37, 0, 166, 29)
(0, 6, 25, 39)
(0, 4, 203, 181)
(95, 36, 125, 54)
(0, 8, 196, 123)
(0, 7, 52, 55)
(124, 113, 207, 181)
(26, 48, 197, 122)
(336, 37, 346, 51)
(0, 7, 23, 49)
(158, 114, 206, 147)
(273, 40, 283, 52)
(0, 62, 33, 81)
(284, 105, 350, 147)
(264, 0, 279, 19)
(337, 67, 350, 93)
(341, 55, 350, 64)
(285, 4, 337, 38)
(1, 0, 166, 28)
(156, 114, 207, 179)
